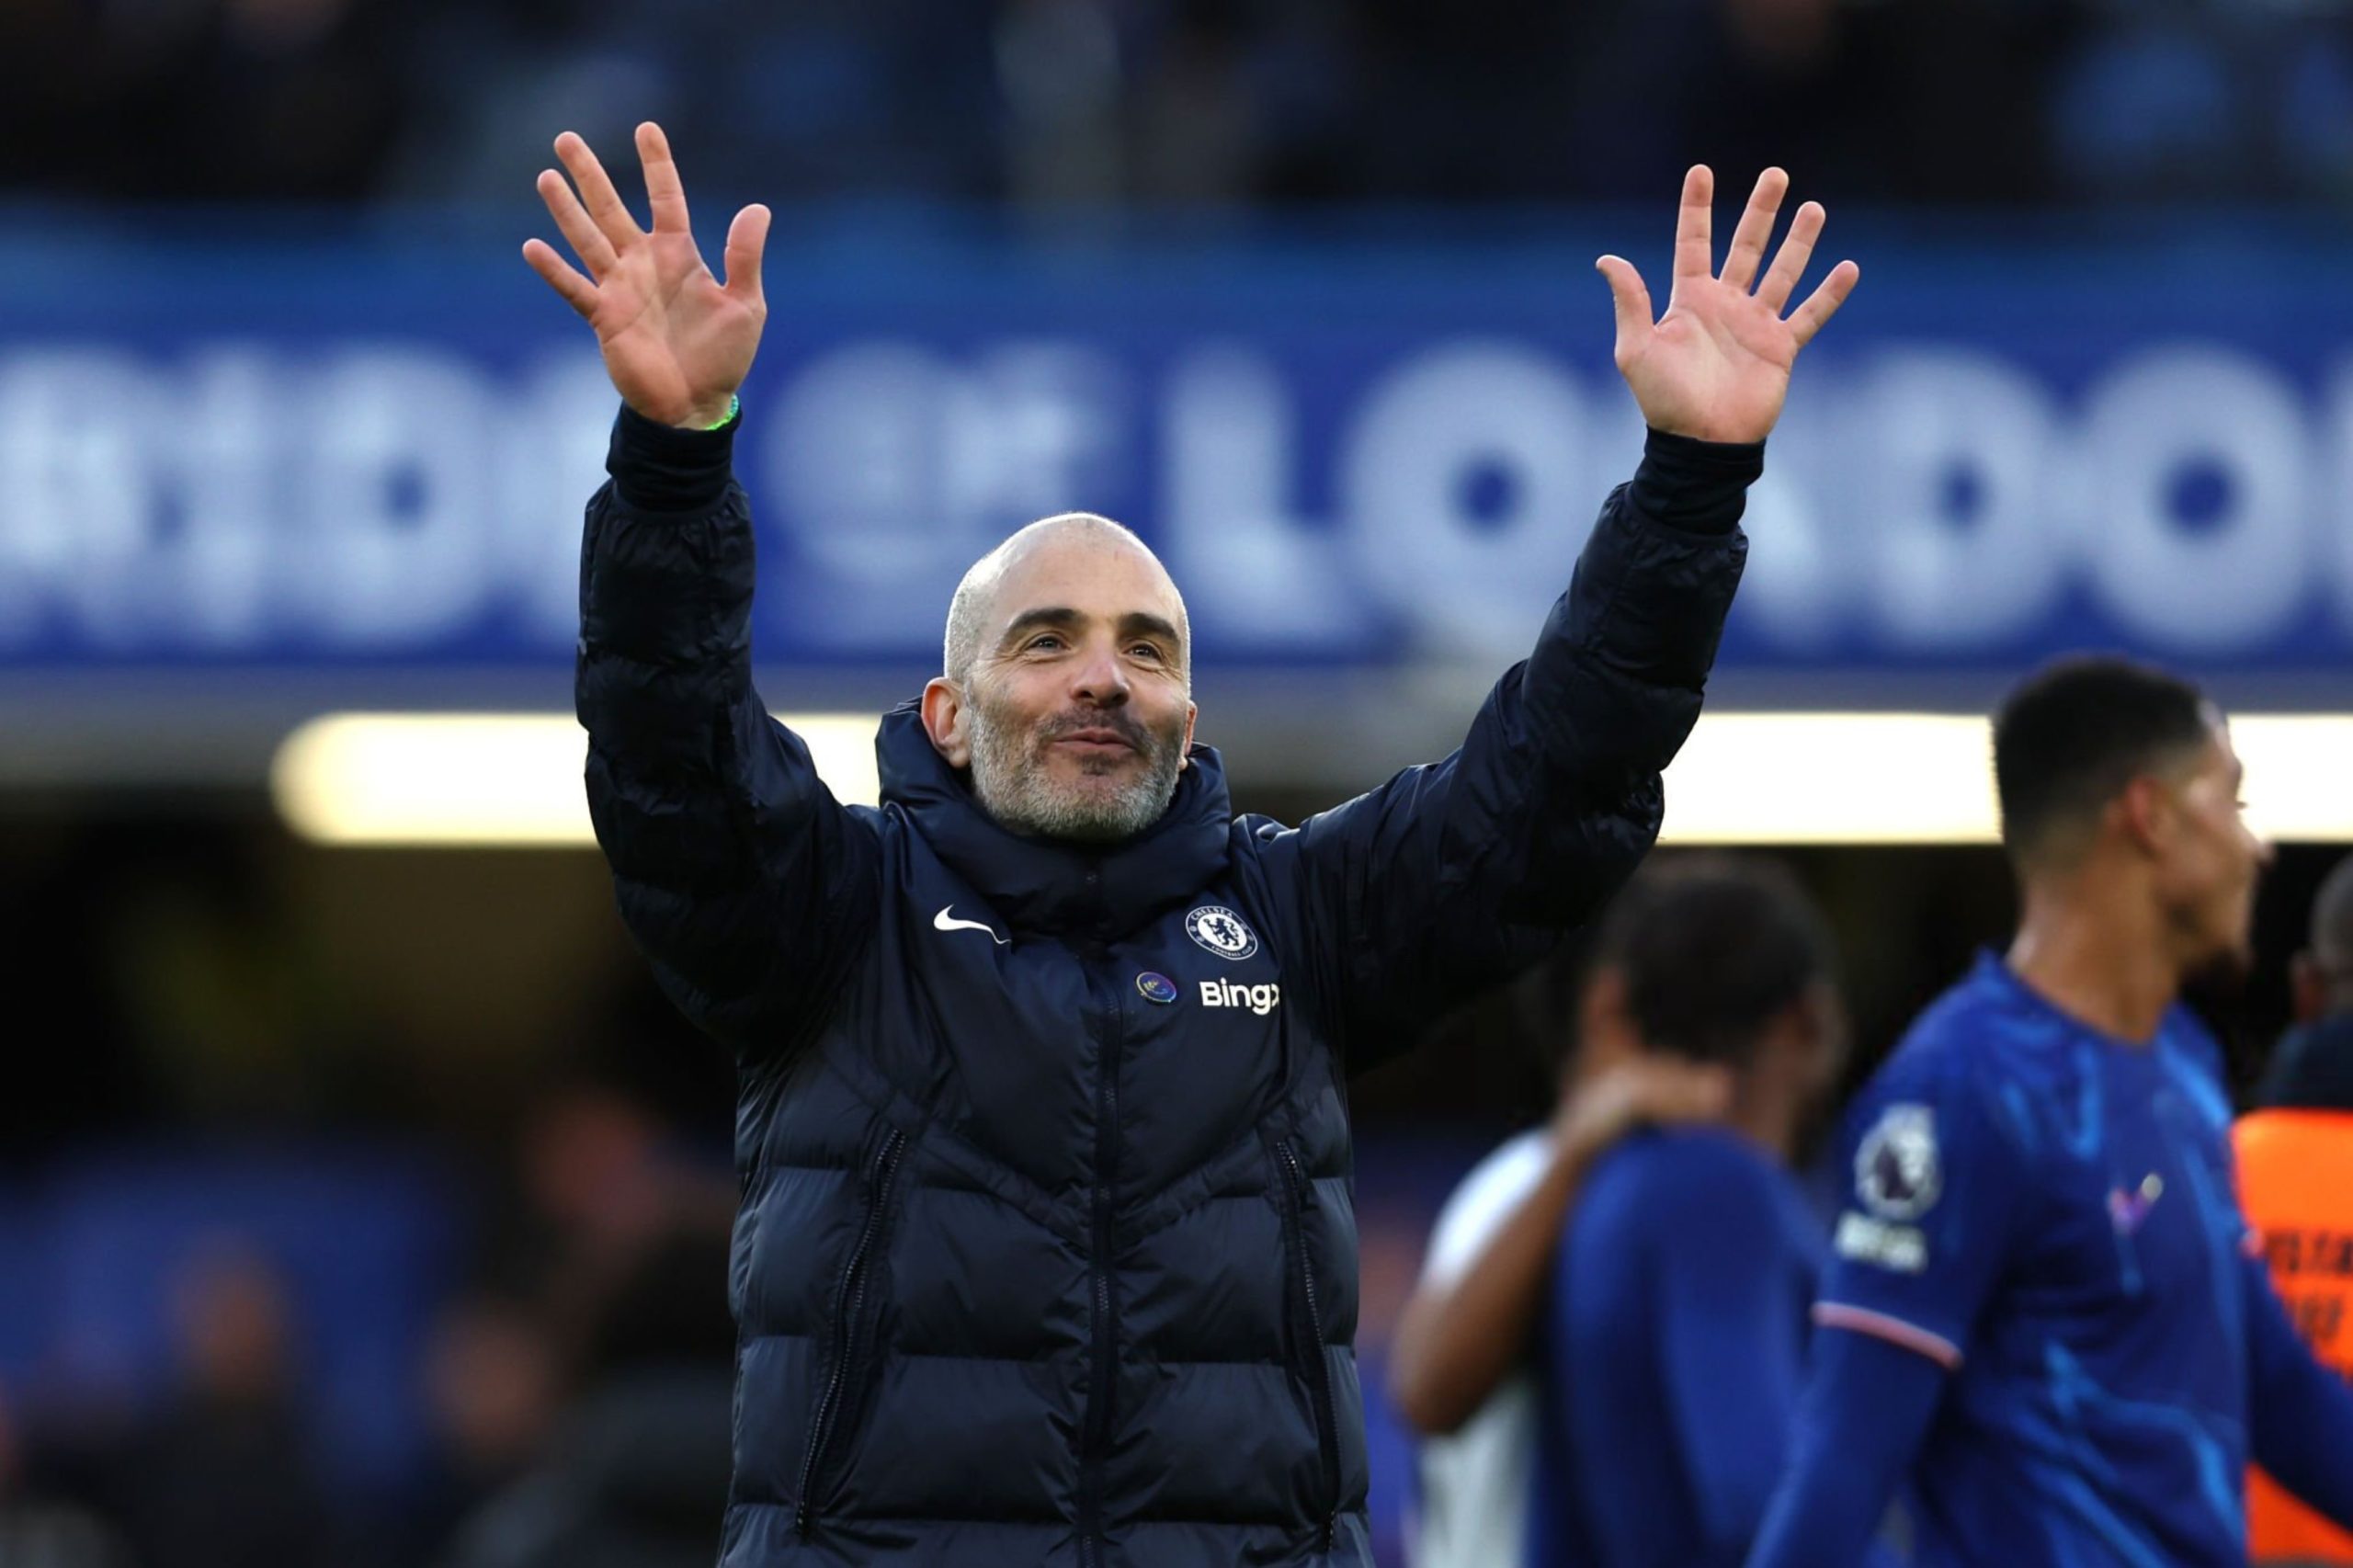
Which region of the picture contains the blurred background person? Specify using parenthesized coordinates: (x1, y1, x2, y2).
(1523, 857, 1865, 1568)
(438, 1218, 735, 1568)
(1391, 947, 1729, 1568)
(2241, 851, 2353, 1567)
(116, 1244, 335, 1568)
(0, 1390, 133, 1568)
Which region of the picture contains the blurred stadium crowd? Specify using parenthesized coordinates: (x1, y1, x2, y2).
(11, 0, 2353, 209)
(0, 817, 747, 1568)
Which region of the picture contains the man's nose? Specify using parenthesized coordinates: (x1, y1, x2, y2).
(1069, 641, 1131, 707)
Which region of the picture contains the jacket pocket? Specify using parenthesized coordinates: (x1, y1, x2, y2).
(795, 1125, 907, 1535)
(1271, 1138, 1342, 1551)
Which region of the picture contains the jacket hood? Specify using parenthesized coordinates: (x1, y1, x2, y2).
(873, 701, 1233, 937)
(2256, 1013, 2353, 1112)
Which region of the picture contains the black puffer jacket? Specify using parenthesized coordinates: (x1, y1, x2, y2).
(576, 406, 1754, 1567)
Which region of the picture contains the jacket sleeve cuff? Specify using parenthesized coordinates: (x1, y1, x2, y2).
(607, 401, 740, 513)
(1628, 428, 1765, 536)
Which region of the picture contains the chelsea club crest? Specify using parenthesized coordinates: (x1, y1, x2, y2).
(1184, 905, 1259, 961)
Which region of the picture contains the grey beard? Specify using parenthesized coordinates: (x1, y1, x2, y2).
(967, 708, 1186, 845)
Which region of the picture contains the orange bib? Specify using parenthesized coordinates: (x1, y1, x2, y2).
(2236, 1108, 2353, 1565)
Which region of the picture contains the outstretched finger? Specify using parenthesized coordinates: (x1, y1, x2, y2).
(522, 238, 599, 319)
(1755, 199, 1825, 312)
(1720, 167, 1788, 292)
(536, 168, 616, 277)
(635, 121, 691, 236)
(1671, 165, 1714, 285)
(1787, 258, 1861, 347)
(723, 202, 771, 309)
(1595, 254, 1654, 364)
(554, 131, 643, 251)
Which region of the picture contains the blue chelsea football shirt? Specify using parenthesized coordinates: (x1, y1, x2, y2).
(1814, 951, 2257, 1566)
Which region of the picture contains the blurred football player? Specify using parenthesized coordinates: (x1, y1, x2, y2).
(1518, 857, 1869, 1568)
(2239, 851, 2353, 1565)
(1747, 656, 2353, 1567)
(1391, 946, 1730, 1568)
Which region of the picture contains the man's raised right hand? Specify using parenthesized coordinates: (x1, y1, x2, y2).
(523, 122, 768, 430)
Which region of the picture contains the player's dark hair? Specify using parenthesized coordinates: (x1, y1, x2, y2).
(1993, 655, 2212, 863)
(1592, 855, 1835, 1068)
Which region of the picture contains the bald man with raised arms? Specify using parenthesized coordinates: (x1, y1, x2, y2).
(525, 121, 1857, 1568)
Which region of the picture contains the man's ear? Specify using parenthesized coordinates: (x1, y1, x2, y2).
(922, 676, 972, 767)
(2116, 776, 2173, 858)
(1178, 699, 1199, 771)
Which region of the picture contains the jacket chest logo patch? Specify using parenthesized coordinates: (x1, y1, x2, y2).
(1184, 904, 1259, 960)
(1135, 971, 1179, 1005)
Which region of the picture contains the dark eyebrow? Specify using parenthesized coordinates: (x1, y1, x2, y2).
(996, 607, 1084, 649)
(1118, 612, 1183, 650)
(997, 607, 1184, 653)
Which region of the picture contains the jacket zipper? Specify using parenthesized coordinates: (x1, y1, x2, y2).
(1276, 1138, 1342, 1553)
(1077, 947, 1124, 1568)
(795, 1126, 906, 1537)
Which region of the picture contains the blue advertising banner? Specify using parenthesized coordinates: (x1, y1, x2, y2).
(3, 214, 2350, 687)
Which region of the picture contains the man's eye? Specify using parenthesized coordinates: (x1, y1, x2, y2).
(1129, 643, 1164, 661)
(1027, 635, 1064, 653)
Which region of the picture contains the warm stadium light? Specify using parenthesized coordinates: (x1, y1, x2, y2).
(272, 710, 2353, 848)
(1659, 713, 1998, 845)
(270, 712, 883, 846)
(1659, 712, 2353, 846)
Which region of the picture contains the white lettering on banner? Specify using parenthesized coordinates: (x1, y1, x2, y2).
(1723, 387, 1842, 651)
(1855, 349, 2067, 649)
(176, 351, 277, 649)
(1160, 347, 1361, 645)
(495, 355, 623, 641)
(762, 340, 1130, 647)
(0, 343, 607, 654)
(303, 347, 495, 641)
(2329, 368, 2353, 637)
(0, 349, 163, 647)
(1341, 340, 1598, 652)
(0, 335, 2347, 664)
(2085, 347, 2311, 651)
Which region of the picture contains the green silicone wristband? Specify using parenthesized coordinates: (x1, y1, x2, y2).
(701, 393, 740, 431)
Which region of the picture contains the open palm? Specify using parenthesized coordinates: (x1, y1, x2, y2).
(523, 123, 769, 429)
(1598, 166, 1859, 445)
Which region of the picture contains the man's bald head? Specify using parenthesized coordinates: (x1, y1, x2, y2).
(942, 513, 1189, 691)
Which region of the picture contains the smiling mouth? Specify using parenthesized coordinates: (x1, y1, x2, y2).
(1054, 730, 1137, 752)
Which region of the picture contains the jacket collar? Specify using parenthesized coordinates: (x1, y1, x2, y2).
(875, 702, 1233, 938)
(2256, 1013, 2353, 1112)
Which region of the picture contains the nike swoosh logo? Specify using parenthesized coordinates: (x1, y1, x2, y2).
(933, 905, 1008, 945)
